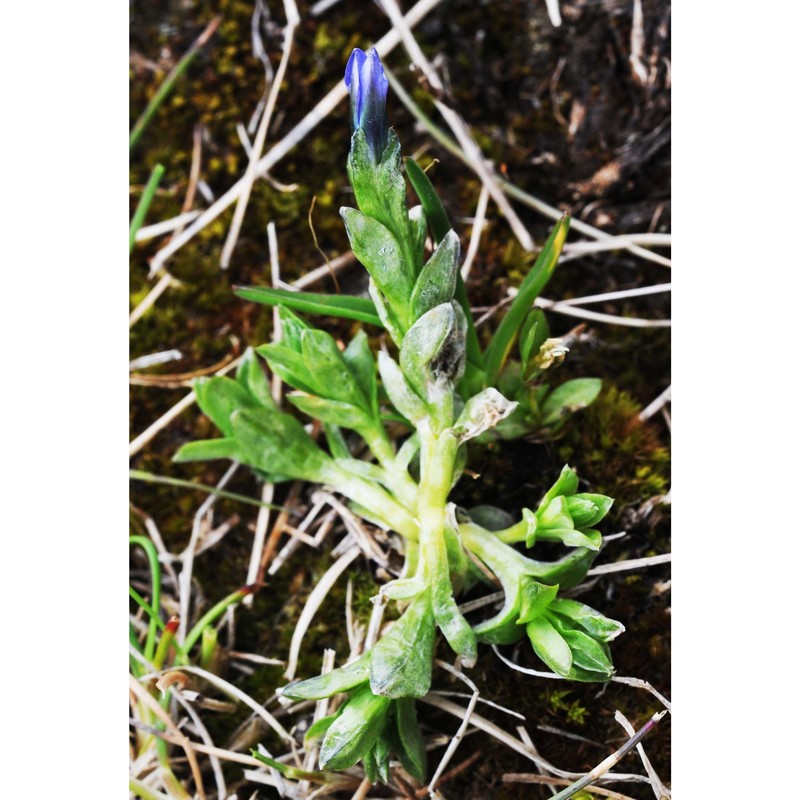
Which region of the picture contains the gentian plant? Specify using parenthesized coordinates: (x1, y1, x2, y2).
(175, 47, 623, 782)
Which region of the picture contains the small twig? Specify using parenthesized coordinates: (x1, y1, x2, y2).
(503, 775, 638, 800)
(545, 0, 562, 27)
(129, 271, 175, 328)
(556, 283, 671, 306)
(629, 0, 649, 86)
(134, 211, 201, 243)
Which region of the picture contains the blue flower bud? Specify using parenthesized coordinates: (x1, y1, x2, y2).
(344, 47, 389, 162)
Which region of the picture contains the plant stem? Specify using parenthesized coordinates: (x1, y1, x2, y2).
(416, 420, 458, 585)
(361, 423, 419, 509)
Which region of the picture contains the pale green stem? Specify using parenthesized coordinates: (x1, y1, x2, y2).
(415, 419, 458, 586)
(361, 422, 420, 509)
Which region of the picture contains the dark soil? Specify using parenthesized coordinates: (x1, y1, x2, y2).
(130, 1, 670, 797)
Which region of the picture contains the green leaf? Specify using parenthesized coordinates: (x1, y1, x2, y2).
(324, 423, 351, 461)
(257, 343, 318, 394)
(536, 527, 602, 551)
(556, 625, 614, 680)
(236, 348, 276, 409)
(404, 157, 451, 244)
(484, 215, 570, 383)
(524, 546, 599, 590)
(343, 331, 378, 417)
(540, 465, 580, 507)
(548, 599, 625, 642)
(405, 156, 483, 370)
(319, 686, 391, 770)
(340, 207, 413, 325)
(231, 407, 334, 483)
(301, 329, 364, 407)
(277, 305, 311, 350)
(537, 496, 574, 530)
(377, 351, 428, 423)
(305, 714, 338, 743)
(288, 394, 369, 431)
(566, 493, 614, 528)
(434, 590, 477, 667)
(379, 578, 425, 601)
(526, 616, 572, 676)
(373, 733, 392, 784)
(540, 378, 602, 427)
(194, 376, 258, 437)
(395, 698, 426, 782)
(519, 309, 550, 365)
(408, 205, 428, 268)
(282, 654, 371, 701)
(399, 303, 456, 398)
(173, 438, 240, 463)
(234, 285, 382, 327)
(410, 229, 459, 320)
(370, 589, 435, 698)
(517, 578, 559, 625)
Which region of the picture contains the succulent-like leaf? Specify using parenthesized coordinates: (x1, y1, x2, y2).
(236, 347, 276, 409)
(526, 615, 572, 675)
(288, 393, 370, 431)
(394, 698, 426, 781)
(194, 376, 258, 437)
(370, 589, 435, 698)
(548, 598, 625, 642)
(231, 407, 335, 483)
(410, 229, 459, 320)
(517, 578, 559, 625)
(377, 351, 428, 423)
(257, 343, 318, 395)
(340, 206, 413, 323)
(343, 330, 378, 416)
(282, 653, 371, 701)
(540, 378, 602, 427)
(540, 465, 580, 506)
(408, 205, 428, 268)
(319, 686, 391, 770)
(173, 438, 240, 463)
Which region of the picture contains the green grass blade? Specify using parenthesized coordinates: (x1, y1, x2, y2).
(129, 536, 161, 662)
(404, 157, 451, 243)
(129, 16, 222, 151)
(129, 163, 165, 253)
(234, 285, 382, 327)
(129, 469, 287, 511)
(181, 586, 253, 660)
(483, 215, 570, 383)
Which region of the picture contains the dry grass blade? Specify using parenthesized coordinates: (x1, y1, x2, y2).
(135, 210, 203, 243)
(557, 283, 671, 306)
(534, 297, 670, 328)
(639, 385, 672, 421)
(284, 545, 361, 680)
(586, 553, 671, 576)
(420, 695, 649, 784)
(426, 661, 480, 795)
(460, 184, 489, 281)
(171, 686, 227, 799)
(220, 0, 300, 269)
(548, 710, 667, 800)
(176, 664, 294, 743)
(129, 675, 207, 799)
(378, 0, 535, 251)
(615, 710, 670, 799)
(244, 481, 275, 607)
(503, 774, 638, 800)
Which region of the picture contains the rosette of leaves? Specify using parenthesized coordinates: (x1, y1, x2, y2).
(462, 466, 624, 681)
